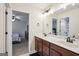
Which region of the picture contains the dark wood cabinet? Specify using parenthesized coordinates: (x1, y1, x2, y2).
(35, 37, 39, 51)
(35, 37, 43, 55)
(43, 40, 50, 56)
(50, 43, 79, 56)
(35, 36, 79, 56)
(50, 43, 62, 56)
(50, 49, 61, 56)
(38, 42, 42, 55)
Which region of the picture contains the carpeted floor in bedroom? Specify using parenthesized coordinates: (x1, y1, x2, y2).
(12, 38, 29, 56)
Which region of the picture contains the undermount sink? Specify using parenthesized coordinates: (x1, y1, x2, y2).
(57, 41, 79, 48)
(45, 35, 66, 40)
(44, 35, 79, 48)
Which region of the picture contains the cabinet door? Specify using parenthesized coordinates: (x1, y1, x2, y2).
(50, 49, 61, 56)
(38, 42, 42, 55)
(43, 45, 49, 56)
(35, 38, 39, 51)
(50, 43, 79, 56)
(35, 37, 43, 55)
(43, 40, 50, 56)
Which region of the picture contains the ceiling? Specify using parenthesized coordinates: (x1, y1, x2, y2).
(10, 3, 61, 11)
(22, 3, 51, 10)
(12, 10, 29, 23)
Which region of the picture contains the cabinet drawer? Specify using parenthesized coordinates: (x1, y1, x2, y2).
(38, 43, 42, 55)
(50, 43, 61, 51)
(35, 39, 39, 51)
(50, 43, 79, 56)
(43, 40, 49, 47)
(38, 42, 42, 52)
(50, 49, 61, 56)
(43, 45, 49, 56)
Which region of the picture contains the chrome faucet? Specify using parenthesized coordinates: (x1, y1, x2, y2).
(43, 33, 47, 36)
(66, 36, 75, 43)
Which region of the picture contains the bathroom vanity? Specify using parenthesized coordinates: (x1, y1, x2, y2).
(35, 36, 79, 56)
(34, 4, 79, 56)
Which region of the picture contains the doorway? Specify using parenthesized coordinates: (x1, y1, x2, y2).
(12, 10, 29, 56)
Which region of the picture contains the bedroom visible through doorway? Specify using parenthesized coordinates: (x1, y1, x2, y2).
(12, 10, 29, 56)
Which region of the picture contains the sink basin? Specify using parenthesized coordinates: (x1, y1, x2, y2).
(45, 35, 66, 40)
(57, 41, 79, 48)
(44, 35, 79, 48)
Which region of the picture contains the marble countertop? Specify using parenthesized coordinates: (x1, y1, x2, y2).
(35, 35, 79, 54)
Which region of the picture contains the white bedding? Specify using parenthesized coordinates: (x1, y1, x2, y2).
(12, 32, 21, 42)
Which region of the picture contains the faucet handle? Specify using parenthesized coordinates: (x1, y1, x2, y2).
(72, 35, 75, 38)
(66, 37, 70, 42)
(43, 33, 47, 36)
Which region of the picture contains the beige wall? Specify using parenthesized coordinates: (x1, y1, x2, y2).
(0, 4, 5, 53)
(43, 15, 52, 34)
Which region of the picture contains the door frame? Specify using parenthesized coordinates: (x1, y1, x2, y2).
(6, 5, 12, 56)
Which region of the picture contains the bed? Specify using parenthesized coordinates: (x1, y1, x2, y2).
(12, 32, 21, 42)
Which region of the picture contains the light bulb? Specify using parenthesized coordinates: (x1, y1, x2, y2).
(72, 3, 75, 6)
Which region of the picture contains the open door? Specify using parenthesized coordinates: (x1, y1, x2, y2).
(6, 4, 12, 56)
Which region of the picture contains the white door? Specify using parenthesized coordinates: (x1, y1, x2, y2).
(6, 6, 12, 56)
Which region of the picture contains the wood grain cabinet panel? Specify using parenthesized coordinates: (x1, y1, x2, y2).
(35, 36, 43, 55)
(50, 49, 61, 56)
(43, 44, 49, 56)
(38, 42, 42, 55)
(35, 38, 39, 51)
(43, 40, 49, 47)
(43, 40, 50, 56)
(50, 43, 79, 56)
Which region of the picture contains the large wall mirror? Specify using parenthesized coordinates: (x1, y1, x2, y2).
(52, 17, 69, 36)
(43, 16, 69, 36)
(59, 17, 69, 36)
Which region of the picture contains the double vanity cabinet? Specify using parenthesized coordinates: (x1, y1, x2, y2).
(35, 36, 79, 56)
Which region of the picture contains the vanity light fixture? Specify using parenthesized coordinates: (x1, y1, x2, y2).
(72, 3, 75, 6)
(59, 3, 71, 10)
(36, 22, 40, 26)
(63, 4, 69, 9)
(42, 8, 50, 14)
(48, 9, 54, 14)
(63, 5, 66, 9)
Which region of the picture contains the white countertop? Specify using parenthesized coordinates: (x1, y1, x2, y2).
(35, 35, 79, 54)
